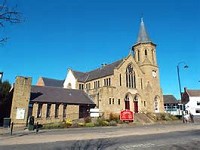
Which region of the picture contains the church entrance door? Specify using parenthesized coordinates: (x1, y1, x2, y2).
(134, 101, 138, 113)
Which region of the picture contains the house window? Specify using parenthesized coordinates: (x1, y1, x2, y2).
(46, 104, 51, 118)
(37, 104, 42, 118)
(126, 64, 136, 88)
(63, 104, 67, 118)
(197, 101, 200, 106)
(144, 101, 146, 107)
(141, 78, 143, 89)
(55, 104, 59, 118)
(112, 98, 114, 104)
(196, 109, 200, 113)
(109, 98, 111, 104)
(118, 99, 120, 105)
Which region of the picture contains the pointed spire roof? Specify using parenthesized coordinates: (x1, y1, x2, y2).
(136, 18, 152, 44)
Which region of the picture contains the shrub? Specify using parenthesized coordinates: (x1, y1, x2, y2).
(65, 118, 72, 127)
(84, 116, 91, 123)
(109, 120, 117, 126)
(42, 122, 65, 129)
(109, 113, 120, 122)
(95, 118, 109, 126)
(85, 122, 95, 127)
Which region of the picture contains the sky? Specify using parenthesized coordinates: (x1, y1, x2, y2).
(0, 0, 199, 99)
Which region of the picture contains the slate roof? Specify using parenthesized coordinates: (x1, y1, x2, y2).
(42, 77, 64, 87)
(136, 18, 152, 44)
(30, 85, 95, 106)
(73, 59, 123, 82)
(163, 95, 179, 104)
(187, 90, 200, 97)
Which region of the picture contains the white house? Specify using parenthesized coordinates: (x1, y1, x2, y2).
(182, 88, 200, 116)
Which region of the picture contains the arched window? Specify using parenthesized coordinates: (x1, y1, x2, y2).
(126, 64, 136, 88)
(67, 83, 72, 89)
(154, 96, 159, 113)
(124, 95, 130, 110)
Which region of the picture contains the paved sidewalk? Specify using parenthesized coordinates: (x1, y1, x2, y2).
(1, 122, 200, 146)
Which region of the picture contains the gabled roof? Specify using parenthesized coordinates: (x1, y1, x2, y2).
(136, 18, 152, 44)
(72, 59, 123, 82)
(187, 90, 200, 97)
(30, 85, 95, 106)
(73, 71, 88, 82)
(163, 95, 179, 104)
(42, 77, 64, 87)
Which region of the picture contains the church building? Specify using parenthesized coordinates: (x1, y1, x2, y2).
(38, 18, 165, 117)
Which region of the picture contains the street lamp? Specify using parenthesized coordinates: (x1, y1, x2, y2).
(0, 72, 3, 82)
(177, 62, 188, 122)
(177, 62, 188, 100)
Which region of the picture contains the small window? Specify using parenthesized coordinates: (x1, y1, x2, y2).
(79, 84, 84, 90)
(37, 104, 42, 118)
(55, 104, 59, 118)
(144, 101, 146, 107)
(196, 109, 200, 113)
(46, 104, 51, 118)
(63, 104, 67, 118)
(109, 98, 111, 104)
(197, 101, 200, 106)
(118, 99, 120, 105)
(145, 49, 147, 56)
(112, 98, 114, 104)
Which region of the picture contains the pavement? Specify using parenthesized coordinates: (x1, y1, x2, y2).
(0, 121, 200, 146)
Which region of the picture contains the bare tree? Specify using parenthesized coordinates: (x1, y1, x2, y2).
(0, 0, 22, 43)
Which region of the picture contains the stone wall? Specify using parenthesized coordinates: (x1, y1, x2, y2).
(10, 76, 32, 126)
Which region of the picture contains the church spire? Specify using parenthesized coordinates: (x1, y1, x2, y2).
(136, 18, 152, 44)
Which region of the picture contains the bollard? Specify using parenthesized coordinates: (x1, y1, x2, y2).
(10, 122, 14, 135)
(36, 122, 39, 133)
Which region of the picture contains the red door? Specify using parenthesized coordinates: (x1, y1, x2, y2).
(134, 101, 138, 113)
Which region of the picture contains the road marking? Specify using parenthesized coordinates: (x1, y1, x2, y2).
(119, 143, 155, 149)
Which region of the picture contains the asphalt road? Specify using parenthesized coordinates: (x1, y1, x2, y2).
(0, 130, 200, 150)
(0, 123, 200, 150)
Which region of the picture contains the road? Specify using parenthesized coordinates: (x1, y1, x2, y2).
(0, 123, 200, 150)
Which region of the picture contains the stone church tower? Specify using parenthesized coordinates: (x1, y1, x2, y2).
(132, 18, 164, 113)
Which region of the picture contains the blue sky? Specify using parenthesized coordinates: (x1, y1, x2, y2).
(0, 0, 199, 99)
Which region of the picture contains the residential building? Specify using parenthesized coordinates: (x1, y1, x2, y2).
(163, 95, 181, 115)
(182, 88, 200, 116)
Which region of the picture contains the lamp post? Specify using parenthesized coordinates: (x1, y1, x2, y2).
(177, 62, 188, 100)
(0, 72, 3, 82)
(177, 62, 188, 122)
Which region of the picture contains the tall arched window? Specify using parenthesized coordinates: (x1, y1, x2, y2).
(126, 64, 136, 88)
(154, 96, 159, 113)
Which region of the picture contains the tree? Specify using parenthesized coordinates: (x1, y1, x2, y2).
(0, 80, 11, 125)
(0, 80, 11, 102)
(0, 0, 22, 43)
